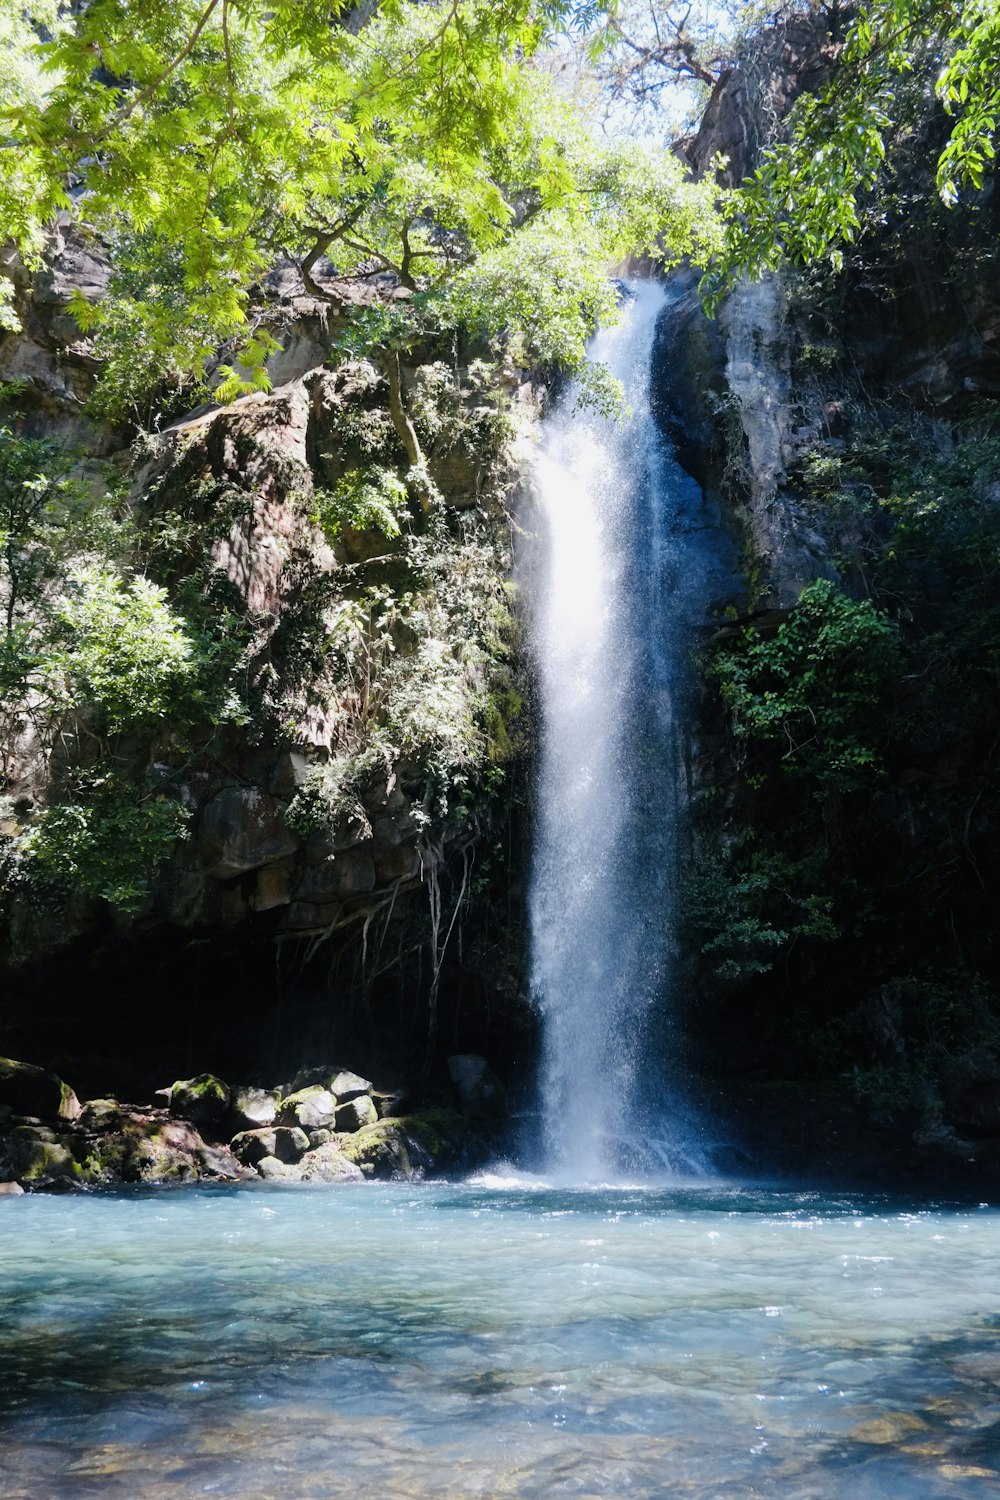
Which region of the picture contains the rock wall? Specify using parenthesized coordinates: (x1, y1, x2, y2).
(0, 235, 535, 1094)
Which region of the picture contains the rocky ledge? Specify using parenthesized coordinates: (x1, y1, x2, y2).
(0, 1053, 506, 1193)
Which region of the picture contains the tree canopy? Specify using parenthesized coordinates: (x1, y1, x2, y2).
(710, 0, 1000, 298)
(0, 0, 720, 415)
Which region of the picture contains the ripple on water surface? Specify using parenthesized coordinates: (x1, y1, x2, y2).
(0, 1181, 999, 1498)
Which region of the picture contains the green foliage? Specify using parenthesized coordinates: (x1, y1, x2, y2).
(0, 423, 90, 637)
(0, 0, 720, 413)
(310, 467, 410, 544)
(10, 774, 188, 912)
(686, 847, 837, 985)
(0, 422, 247, 917)
(714, 578, 898, 793)
(850, 970, 1000, 1111)
(709, 1, 1000, 300)
(283, 516, 521, 841)
(698, 394, 1000, 1096)
(51, 565, 199, 733)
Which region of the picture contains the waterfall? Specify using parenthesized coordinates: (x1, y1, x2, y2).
(525, 279, 707, 1181)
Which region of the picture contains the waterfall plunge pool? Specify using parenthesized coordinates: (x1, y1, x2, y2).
(1, 1180, 998, 1498)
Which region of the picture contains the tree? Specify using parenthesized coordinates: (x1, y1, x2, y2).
(710, 0, 1000, 299)
(0, 0, 719, 414)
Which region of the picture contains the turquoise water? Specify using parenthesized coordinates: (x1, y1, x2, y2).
(1, 1180, 999, 1497)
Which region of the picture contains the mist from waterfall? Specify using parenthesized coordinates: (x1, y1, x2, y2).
(525, 279, 708, 1182)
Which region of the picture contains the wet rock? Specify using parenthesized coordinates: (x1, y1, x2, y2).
(0, 1056, 81, 1122)
(252, 861, 296, 912)
(230, 1125, 309, 1166)
(0, 1181, 25, 1195)
(256, 1154, 297, 1181)
(129, 1119, 238, 1183)
(298, 1143, 364, 1183)
(295, 851, 376, 900)
(169, 1074, 231, 1127)
(230, 1086, 280, 1133)
(277, 1086, 337, 1131)
(334, 1094, 378, 1133)
(268, 750, 313, 799)
(335, 1113, 463, 1181)
(447, 1054, 507, 1121)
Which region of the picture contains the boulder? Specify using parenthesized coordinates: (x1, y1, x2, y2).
(0, 1056, 81, 1122)
(373, 1088, 419, 1119)
(298, 1143, 364, 1183)
(230, 1086, 280, 1132)
(308, 1128, 334, 1148)
(0, 1181, 25, 1195)
(230, 1125, 309, 1166)
(129, 1119, 226, 1183)
(256, 1155, 300, 1181)
(168, 1074, 231, 1126)
(78, 1098, 125, 1132)
(447, 1054, 507, 1121)
(334, 1113, 463, 1180)
(328, 1069, 373, 1100)
(277, 1086, 337, 1131)
(334, 1094, 378, 1132)
(0, 1125, 81, 1187)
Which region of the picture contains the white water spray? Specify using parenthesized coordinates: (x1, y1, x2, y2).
(526, 280, 707, 1181)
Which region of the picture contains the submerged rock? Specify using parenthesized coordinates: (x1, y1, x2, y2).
(0, 1056, 80, 1122)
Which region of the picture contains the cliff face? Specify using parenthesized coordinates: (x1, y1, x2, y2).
(672, 18, 1000, 1162)
(0, 240, 533, 1093)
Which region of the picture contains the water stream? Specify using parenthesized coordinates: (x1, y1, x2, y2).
(525, 280, 710, 1179)
(2, 1183, 998, 1498)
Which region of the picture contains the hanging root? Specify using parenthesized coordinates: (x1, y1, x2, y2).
(423, 842, 472, 1069)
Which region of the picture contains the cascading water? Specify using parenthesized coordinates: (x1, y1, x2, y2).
(526, 279, 711, 1181)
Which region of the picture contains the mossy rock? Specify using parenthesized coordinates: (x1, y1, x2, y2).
(334, 1110, 467, 1180)
(168, 1074, 231, 1126)
(78, 1098, 126, 1133)
(0, 1125, 82, 1187)
(276, 1086, 337, 1131)
(0, 1056, 81, 1122)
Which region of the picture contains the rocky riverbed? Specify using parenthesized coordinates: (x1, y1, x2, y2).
(0, 1053, 506, 1192)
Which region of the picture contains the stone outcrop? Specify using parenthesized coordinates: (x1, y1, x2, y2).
(0, 1053, 505, 1191)
(0, 1056, 80, 1122)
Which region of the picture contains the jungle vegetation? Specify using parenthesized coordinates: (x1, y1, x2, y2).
(1, 0, 1000, 1108)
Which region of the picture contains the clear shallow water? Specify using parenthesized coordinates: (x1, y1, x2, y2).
(1, 1183, 999, 1498)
